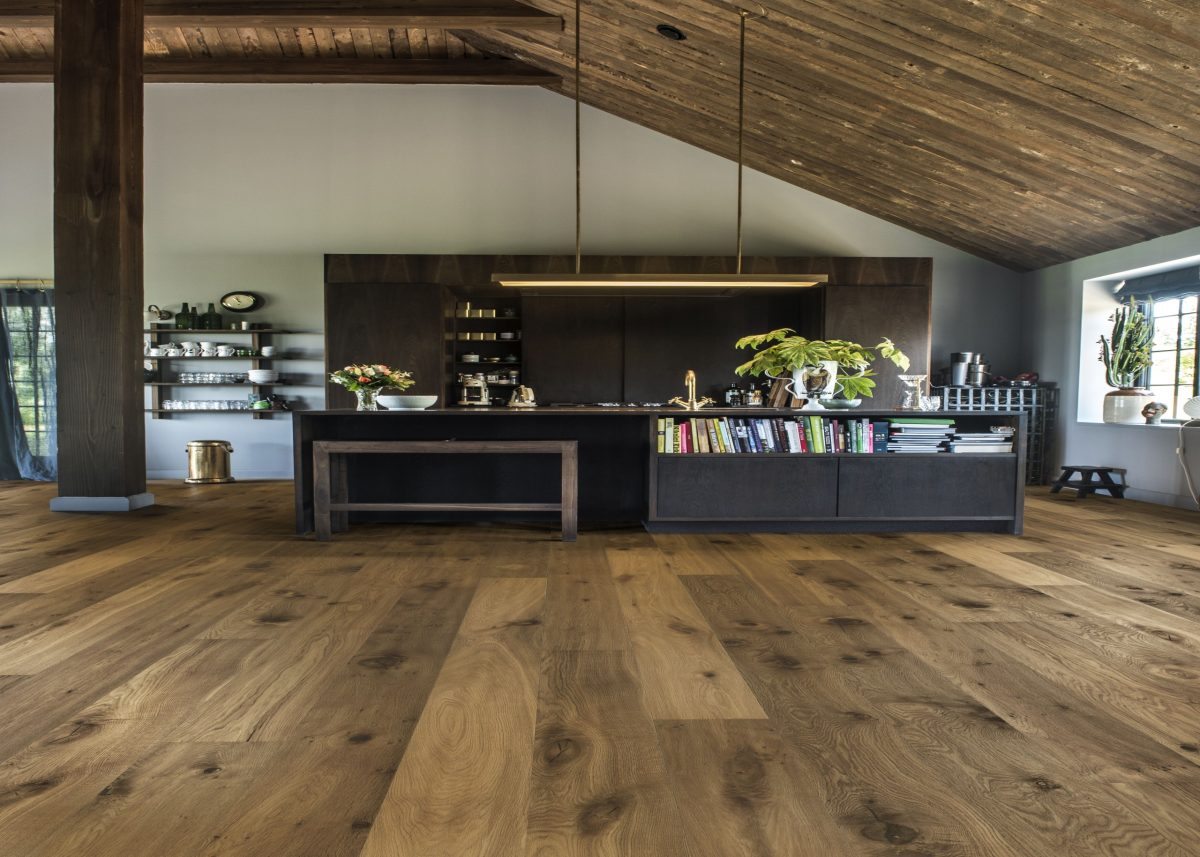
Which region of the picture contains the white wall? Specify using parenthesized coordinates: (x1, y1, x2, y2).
(1024, 227, 1200, 508)
(1, 83, 1023, 479)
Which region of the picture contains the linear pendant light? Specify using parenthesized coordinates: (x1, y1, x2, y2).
(492, 3, 827, 292)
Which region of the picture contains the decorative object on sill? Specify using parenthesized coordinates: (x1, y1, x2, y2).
(492, 4, 827, 293)
(328, 363, 414, 412)
(897, 374, 928, 410)
(669, 370, 715, 411)
(734, 329, 909, 412)
(185, 440, 234, 484)
(1099, 296, 1153, 424)
(1142, 401, 1168, 425)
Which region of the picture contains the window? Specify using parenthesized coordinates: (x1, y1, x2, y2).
(1145, 296, 1198, 420)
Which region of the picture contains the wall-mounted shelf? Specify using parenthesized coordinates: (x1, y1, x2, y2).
(143, 322, 311, 419)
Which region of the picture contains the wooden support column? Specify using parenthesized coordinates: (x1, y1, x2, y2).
(50, 0, 153, 512)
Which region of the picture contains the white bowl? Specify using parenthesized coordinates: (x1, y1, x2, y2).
(247, 369, 279, 383)
(378, 395, 438, 411)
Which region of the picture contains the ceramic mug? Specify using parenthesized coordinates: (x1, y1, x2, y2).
(147, 347, 162, 357)
(260, 346, 276, 357)
(217, 346, 236, 357)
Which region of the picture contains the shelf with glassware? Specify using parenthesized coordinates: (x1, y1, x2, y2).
(447, 299, 523, 406)
(142, 326, 307, 419)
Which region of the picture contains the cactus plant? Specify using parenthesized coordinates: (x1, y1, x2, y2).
(1099, 297, 1153, 388)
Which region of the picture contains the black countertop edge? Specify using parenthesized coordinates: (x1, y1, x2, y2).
(300, 408, 1026, 417)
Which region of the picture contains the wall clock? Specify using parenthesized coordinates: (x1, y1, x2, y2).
(220, 291, 264, 313)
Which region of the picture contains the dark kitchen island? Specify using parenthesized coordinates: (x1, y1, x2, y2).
(293, 407, 1026, 535)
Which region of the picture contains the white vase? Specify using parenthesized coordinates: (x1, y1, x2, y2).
(786, 362, 838, 411)
(1103, 388, 1151, 424)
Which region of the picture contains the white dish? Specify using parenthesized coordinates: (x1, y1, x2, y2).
(247, 369, 279, 383)
(378, 395, 438, 411)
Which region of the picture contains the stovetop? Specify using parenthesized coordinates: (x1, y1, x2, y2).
(548, 402, 667, 408)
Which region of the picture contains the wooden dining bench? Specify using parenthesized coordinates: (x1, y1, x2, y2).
(312, 439, 578, 541)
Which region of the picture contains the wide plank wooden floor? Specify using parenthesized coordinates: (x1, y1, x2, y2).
(1, 481, 1199, 856)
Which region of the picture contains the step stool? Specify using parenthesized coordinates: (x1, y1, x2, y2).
(1050, 465, 1127, 499)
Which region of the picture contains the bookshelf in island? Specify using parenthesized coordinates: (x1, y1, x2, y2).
(293, 408, 1026, 535)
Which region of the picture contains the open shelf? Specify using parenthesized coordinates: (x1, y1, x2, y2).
(144, 328, 293, 334)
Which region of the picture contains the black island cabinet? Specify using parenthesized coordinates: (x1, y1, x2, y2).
(293, 408, 1026, 535)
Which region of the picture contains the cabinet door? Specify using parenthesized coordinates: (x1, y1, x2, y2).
(838, 456, 1017, 519)
(823, 285, 930, 407)
(324, 282, 449, 406)
(653, 456, 838, 520)
(522, 297, 624, 403)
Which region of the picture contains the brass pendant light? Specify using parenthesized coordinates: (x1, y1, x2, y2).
(493, 3, 826, 292)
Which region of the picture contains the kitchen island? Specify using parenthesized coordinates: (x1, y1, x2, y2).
(293, 407, 1026, 535)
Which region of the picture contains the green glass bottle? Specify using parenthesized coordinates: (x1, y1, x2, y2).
(200, 302, 222, 331)
(177, 302, 194, 329)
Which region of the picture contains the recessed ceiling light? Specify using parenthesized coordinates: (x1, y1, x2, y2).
(789, 158, 804, 166)
(656, 23, 686, 41)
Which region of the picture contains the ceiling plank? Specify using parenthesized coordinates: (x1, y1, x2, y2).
(0, 56, 559, 84)
(0, 1, 563, 30)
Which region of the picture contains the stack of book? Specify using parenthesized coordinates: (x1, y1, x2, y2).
(656, 415, 889, 454)
(946, 427, 1015, 454)
(887, 417, 956, 453)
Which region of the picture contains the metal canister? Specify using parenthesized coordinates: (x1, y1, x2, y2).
(185, 440, 235, 484)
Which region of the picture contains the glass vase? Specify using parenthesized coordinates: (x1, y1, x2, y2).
(354, 388, 380, 411)
(897, 374, 928, 410)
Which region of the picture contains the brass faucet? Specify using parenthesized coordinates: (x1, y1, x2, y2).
(670, 369, 715, 411)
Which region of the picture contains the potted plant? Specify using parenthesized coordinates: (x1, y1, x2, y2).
(1099, 297, 1153, 424)
(734, 329, 909, 410)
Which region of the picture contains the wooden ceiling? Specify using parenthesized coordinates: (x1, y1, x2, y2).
(2, 1, 1198, 269)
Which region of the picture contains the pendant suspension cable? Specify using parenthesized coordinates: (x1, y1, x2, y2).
(574, 0, 582, 275)
(735, 9, 748, 275)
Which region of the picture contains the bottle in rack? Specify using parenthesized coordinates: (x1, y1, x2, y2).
(176, 302, 194, 329)
(199, 302, 223, 330)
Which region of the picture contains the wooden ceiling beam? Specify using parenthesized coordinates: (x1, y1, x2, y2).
(0, 57, 559, 84)
(0, 1, 563, 30)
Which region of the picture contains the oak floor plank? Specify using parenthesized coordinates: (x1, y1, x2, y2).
(359, 577, 546, 857)
(656, 719, 860, 857)
(607, 543, 767, 721)
(526, 650, 691, 857)
(541, 540, 629, 652)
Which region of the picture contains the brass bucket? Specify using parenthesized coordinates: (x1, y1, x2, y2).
(185, 440, 235, 484)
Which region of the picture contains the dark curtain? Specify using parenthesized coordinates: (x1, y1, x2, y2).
(0, 288, 56, 481)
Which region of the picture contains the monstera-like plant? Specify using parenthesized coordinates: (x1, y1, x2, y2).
(735, 329, 909, 410)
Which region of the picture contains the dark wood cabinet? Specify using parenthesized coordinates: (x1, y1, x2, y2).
(837, 455, 1017, 519)
(653, 456, 838, 519)
(324, 282, 450, 408)
(522, 297, 625, 403)
(823, 285, 931, 406)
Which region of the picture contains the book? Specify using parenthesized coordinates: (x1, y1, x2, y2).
(656, 418, 666, 453)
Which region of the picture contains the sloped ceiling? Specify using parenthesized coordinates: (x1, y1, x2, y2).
(2, 0, 1198, 270)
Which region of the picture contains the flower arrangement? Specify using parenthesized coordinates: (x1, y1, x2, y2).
(329, 363, 414, 410)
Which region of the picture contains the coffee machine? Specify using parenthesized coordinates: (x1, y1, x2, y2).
(457, 373, 490, 406)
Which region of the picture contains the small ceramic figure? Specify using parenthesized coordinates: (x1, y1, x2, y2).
(1142, 401, 1168, 425)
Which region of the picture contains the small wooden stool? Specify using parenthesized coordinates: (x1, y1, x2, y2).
(1050, 465, 1127, 499)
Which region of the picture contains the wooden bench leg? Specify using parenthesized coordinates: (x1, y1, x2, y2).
(561, 442, 578, 542)
(332, 453, 349, 533)
(1097, 470, 1126, 498)
(314, 445, 333, 541)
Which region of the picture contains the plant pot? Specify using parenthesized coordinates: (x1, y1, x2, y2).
(788, 362, 838, 411)
(1103, 388, 1151, 424)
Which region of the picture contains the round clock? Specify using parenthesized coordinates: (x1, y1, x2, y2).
(220, 291, 264, 313)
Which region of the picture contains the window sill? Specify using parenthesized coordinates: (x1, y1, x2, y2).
(1077, 419, 1199, 429)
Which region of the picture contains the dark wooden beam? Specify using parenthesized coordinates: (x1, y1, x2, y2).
(0, 56, 557, 84)
(0, 1, 562, 29)
(51, 0, 151, 510)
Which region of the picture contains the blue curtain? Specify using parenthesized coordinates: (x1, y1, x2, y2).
(0, 288, 56, 481)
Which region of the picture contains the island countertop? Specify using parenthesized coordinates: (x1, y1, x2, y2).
(293, 408, 1027, 535)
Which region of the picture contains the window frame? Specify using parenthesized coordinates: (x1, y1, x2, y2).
(1142, 296, 1199, 420)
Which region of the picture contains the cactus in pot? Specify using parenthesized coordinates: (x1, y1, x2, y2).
(1099, 297, 1153, 423)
